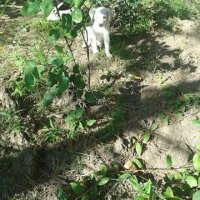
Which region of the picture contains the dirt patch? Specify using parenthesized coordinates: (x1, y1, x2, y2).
(0, 7, 200, 199)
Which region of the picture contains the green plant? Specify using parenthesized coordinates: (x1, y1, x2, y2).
(65, 107, 96, 139)
(96, 104, 124, 142)
(0, 109, 23, 134)
(41, 118, 61, 141)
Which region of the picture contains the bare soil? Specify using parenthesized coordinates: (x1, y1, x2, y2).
(0, 6, 200, 200)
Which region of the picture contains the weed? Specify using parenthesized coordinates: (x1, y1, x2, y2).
(0, 109, 23, 134)
(95, 104, 124, 142)
(162, 86, 200, 114)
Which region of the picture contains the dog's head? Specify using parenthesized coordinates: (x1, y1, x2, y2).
(89, 7, 114, 27)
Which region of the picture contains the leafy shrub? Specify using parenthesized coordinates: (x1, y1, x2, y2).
(93, 0, 190, 34)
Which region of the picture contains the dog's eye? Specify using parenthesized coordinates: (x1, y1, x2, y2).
(103, 16, 107, 19)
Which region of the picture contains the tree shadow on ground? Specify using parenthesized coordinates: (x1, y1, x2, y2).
(0, 12, 200, 199)
(111, 32, 198, 73)
(0, 78, 200, 199)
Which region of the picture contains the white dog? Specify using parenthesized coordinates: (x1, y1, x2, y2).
(84, 7, 114, 57)
(47, 2, 71, 21)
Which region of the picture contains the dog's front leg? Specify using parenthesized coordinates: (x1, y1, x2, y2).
(104, 31, 112, 57)
(91, 33, 98, 54)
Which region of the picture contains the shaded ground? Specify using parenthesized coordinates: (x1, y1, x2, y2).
(0, 5, 200, 200)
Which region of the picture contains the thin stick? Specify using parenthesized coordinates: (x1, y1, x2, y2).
(80, 28, 91, 90)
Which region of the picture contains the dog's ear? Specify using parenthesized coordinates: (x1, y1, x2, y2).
(106, 8, 114, 21)
(89, 8, 96, 20)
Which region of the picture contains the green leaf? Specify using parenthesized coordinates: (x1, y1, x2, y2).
(100, 164, 108, 176)
(131, 158, 143, 169)
(62, 14, 72, 32)
(58, 76, 69, 92)
(193, 153, 200, 172)
(166, 154, 172, 169)
(24, 72, 34, 88)
(75, 108, 84, 119)
(192, 119, 200, 126)
(73, 64, 80, 74)
(40, 0, 53, 17)
(150, 121, 158, 132)
(193, 191, 200, 200)
(85, 91, 95, 104)
(143, 180, 152, 195)
(186, 175, 198, 188)
(118, 173, 130, 180)
(143, 132, 151, 144)
(57, 187, 67, 200)
(98, 177, 110, 186)
(55, 45, 64, 54)
(135, 142, 142, 156)
(43, 91, 54, 107)
(164, 186, 174, 198)
(70, 74, 85, 89)
(74, 0, 84, 8)
(70, 182, 84, 195)
(21, 0, 40, 16)
(49, 29, 60, 41)
(51, 57, 63, 67)
(71, 9, 83, 23)
(51, 86, 62, 97)
(24, 60, 39, 88)
(86, 119, 96, 127)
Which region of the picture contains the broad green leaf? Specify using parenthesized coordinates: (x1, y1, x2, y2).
(164, 186, 174, 198)
(21, 0, 40, 16)
(70, 182, 84, 195)
(193, 191, 200, 200)
(166, 154, 172, 169)
(43, 91, 54, 107)
(62, 14, 72, 32)
(143, 132, 151, 143)
(40, 0, 53, 17)
(135, 142, 142, 156)
(58, 76, 69, 92)
(118, 173, 130, 180)
(71, 9, 83, 23)
(85, 91, 95, 104)
(186, 175, 198, 188)
(71, 74, 85, 89)
(76, 89, 83, 99)
(98, 177, 110, 186)
(24, 60, 39, 88)
(86, 119, 96, 127)
(55, 45, 64, 54)
(193, 153, 200, 172)
(49, 29, 60, 41)
(74, 0, 84, 8)
(51, 86, 62, 97)
(75, 108, 84, 119)
(73, 64, 80, 73)
(51, 57, 63, 67)
(100, 164, 108, 176)
(24, 72, 34, 88)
